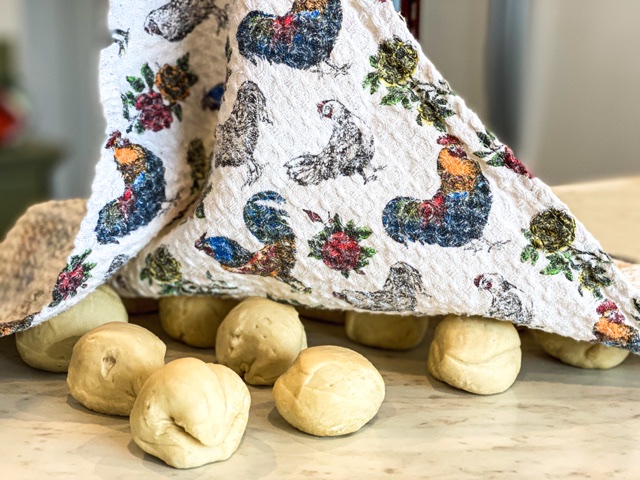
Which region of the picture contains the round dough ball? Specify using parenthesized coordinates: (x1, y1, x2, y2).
(427, 315, 521, 395)
(345, 311, 429, 350)
(67, 322, 166, 416)
(273, 345, 385, 437)
(130, 357, 250, 469)
(297, 306, 345, 324)
(159, 296, 239, 348)
(532, 329, 629, 369)
(15, 285, 128, 372)
(216, 297, 307, 385)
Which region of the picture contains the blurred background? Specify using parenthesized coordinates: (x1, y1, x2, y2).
(0, 0, 639, 237)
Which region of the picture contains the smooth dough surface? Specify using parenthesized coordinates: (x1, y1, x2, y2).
(159, 296, 239, 348)
(216, 297, 307, 385)
(130, 357, 250, 469)
(15, 285, 128, 372)
(67, 322, 166, 416)
(273, 345, 385, 437)
(345, 311, 429, 350)
(427, 315, 521, 395)
(532, 330, 629, 369)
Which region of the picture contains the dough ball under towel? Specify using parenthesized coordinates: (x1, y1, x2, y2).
(273, 345, 385, 437)
(427, 315, 521, 395)
(67, 322, 166, 416)
(216, 297, 307, 385)
(130, 358, 250, 469)
(297, 306, 346, 324)
(345, 311, 429, 350)
(15, 285, 128, 372)
(532, 330, 629, 369)
(159, 296, 239, 348)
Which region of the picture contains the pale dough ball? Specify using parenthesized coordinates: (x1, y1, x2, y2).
(216, 297, 307, 385)
(345, 311, 429, 350)
(159, 296, 239, 348)
(532, 330, 629, 369)
(130, 357, 250, 469)
(15, 285, 128, 372)
(66, 322, 166, 416)
(273, 345, 385, 437)
(297, 306, 345, 324)
(427, 315, 521, 395)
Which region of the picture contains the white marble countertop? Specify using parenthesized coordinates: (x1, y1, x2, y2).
(2, 177, 640, 479)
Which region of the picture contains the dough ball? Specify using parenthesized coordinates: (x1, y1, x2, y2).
(121, 297, 159, 315)
(345, 311, 429, 350)
(427, 315, 521, 395)
(67, 322, 166, 416)
(130, 357, 250, 469)
(15, 285, 128, 372)
(273, 345, 385, 437)
(297, 306, 345, 324)
(216, 297, 307, 385)
(532, 329, 629, 369)
(159, 296, 239, 348)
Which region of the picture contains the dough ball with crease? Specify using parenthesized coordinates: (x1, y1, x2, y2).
(345, 311, 429, 350)
(215, 297, 307, 385)
(67, 322, 166, 416)
(532, 330, 629, 369)
(15, 285, 128, 372)
(427, 315, 521, 395)
(130, 357, 250, 469)
(273, 345, 385, 437)
(159, 296, 239, 348)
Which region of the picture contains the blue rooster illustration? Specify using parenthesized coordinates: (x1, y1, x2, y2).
(383, 135, 492, 248)
(195, 191, 310, 292)
(236, 0, 345, 72)
(95, 132, 166, 244)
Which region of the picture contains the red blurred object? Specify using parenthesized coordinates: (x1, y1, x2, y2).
(0, 41, 28, 146)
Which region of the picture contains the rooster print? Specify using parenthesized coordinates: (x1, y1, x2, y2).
(474, 273, 533, 325)
(195, 191, 310, 292)
(593, 299, 640, 352)
(236, 0, 345, 73)
(95, 132, 166, 245)
(214, 81, 271, 186)
(285, 100, 380, 186)
(145, 0, 228, 41)
(383, 135, 492, 248)
(333, 262, 426, 312)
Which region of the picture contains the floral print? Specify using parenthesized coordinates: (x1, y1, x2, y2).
(306, 211, 376, 278)
(364, 37, 454, 132)
(121, 54, 198, 134)
(50, 250, 96, 307)
(473, 131, 532, 178)
(521, 208, 612, 298)
(593, 299, 639, 350)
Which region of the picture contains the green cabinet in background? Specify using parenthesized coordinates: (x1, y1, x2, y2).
(0, 142, 62, 238)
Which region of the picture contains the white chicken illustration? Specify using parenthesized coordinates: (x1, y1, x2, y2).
(474, 273, 534, 325)
(285, 100, 381, 186)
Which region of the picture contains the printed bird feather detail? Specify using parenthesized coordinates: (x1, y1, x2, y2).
(214, 81, 271, 186)
(383, 135, 492, 248)
(195, 191, 310, 292)
(95, 132, 166, 245)
(334, 262, 426, 312)
(236, 0, 344, 72)
(474, 273, 533, 325)
(145, 0, 228, 41)
(285, 100, 380, 185)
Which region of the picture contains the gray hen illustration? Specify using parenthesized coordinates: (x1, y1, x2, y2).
(214, 81, 271, 186)
(474, 273, 533, 325)
(333, 262, 425, 312)
(285, 100, 379, 186)
(145, 0, 228, 41)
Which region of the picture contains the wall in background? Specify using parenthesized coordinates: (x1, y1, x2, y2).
(520, 0, 640, 185)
